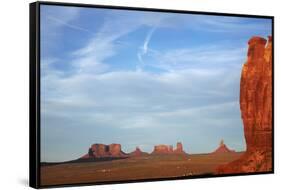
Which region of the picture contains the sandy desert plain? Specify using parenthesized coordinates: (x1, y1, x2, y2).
(41, 151, 243, 186)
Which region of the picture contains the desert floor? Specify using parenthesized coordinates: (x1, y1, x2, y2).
(41, 152, 243, 186)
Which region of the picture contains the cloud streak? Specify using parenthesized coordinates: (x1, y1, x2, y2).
(137, 27, 157, 71)
(46, 16, 92, 33)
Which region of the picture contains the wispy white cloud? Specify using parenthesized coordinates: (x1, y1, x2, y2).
(46, 16, 92, 34)
(181, 15, 272, 34)
(141, 44, 247, 72)
(70, 12, 171, 74)
(199, 16, 271, 33)
(42, 67, 241, 127)
(41, 5, 81, 38)
(137, 27, 157, 71)
(143, 28, 156, 54)
(40, 5, 83, 64)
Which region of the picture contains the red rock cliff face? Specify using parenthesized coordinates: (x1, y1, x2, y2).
(81, 143, 127, 158)
(217, 36, 272, 173)
(241, 36, 272, 153)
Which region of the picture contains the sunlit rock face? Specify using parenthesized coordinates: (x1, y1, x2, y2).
(152, 142, 186, 154)
(217, 36, 273, 174)
(241, 36, 272, 153)
(152, 144, 173, 154)
(81, 143, 127, 158)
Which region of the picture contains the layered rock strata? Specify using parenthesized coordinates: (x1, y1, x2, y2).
(217, 36, 272, 173)
(82, 143, 127, 159)
(152, 142, 186, 154)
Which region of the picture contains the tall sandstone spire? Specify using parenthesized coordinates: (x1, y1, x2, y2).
(217, 36, 272, 173)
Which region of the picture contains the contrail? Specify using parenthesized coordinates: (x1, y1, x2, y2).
(137, 27, 157, 71)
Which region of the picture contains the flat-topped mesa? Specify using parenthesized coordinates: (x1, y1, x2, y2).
(217, 36, 272, 174)
(212, 140, 235, 154)
(152, 142, 186, 154)
(152, 144, 173, 154)
(82, 143, 127, 159)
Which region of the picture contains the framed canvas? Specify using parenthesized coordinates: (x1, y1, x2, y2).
(29, 1, 274, 188)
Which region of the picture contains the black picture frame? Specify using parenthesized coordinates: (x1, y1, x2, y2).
(30, 1, 274, 188)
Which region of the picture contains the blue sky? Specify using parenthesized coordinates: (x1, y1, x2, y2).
(40, 5, 272, 162)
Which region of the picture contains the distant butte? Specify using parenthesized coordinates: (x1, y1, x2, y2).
(81, 143, 127, 159)
(152, 142, 187, 155)
(128, 147, 149, 157)
(212, 140, 235, 154)
(80, 142, 187, 160)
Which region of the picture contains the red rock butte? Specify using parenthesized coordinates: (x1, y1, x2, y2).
(81, 142, 187, 159)
(212, 140, 235, 154)
(129, 147, 149, 157)
(217, 36, 272, 173)
(81, 143, 127, 158)
(152, 142, 186, 155)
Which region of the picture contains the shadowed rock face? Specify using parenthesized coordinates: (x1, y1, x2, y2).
(82, 143, 127, 158)
(217, 36, 272, 173)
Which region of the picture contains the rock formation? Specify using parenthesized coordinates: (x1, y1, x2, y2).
(173, 142, 186, 154)
(217, 36, 272, 173)
(81, 143, 127, 159)
(212, 140, 235, 154)
(152, 144, 173, 154)
(109, 144, 124, 157)
(169, 145, 173, 153)
(129, 147, 149, 157)
(152, 142, 186, 154)
(81, 141, 187, 159)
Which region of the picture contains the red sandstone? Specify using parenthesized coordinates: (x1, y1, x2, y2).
(212, 140, 235, 154)
(82, 143, 127, 158)
(129, 147, 149, 157)
(217, 36, 272, 173)
(152, 142, 186, 154)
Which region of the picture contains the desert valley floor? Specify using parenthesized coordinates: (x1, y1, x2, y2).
(41, 152, 243, 186)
